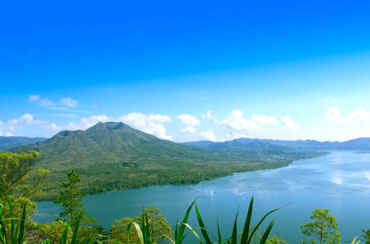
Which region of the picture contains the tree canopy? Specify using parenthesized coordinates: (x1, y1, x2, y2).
(300, 209, 341, 244)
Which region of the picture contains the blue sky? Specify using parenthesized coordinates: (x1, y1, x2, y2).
(1, 0, 370, 141)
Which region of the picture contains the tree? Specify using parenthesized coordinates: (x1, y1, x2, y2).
(0, 151, 49, 200)
(361, 229, 370, 244)
(0, 150, 49, 217)
(247, 227, 287, 244)
(55, 170, 96, 227)
(0, 151, 49, 243)
(110, 206, 171, 244)
(300, 209, 341, 244)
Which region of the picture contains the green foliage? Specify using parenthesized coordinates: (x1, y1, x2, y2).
(16, 122, 318, 200)
(39, 220, 72, 244)
(0, 151, 49, 240)
(195, 196, 278, 244)
(300, 209, 341, 244)
(0, 151, 49, 200)
(0, 200, 26, 244)
(110, 206, 171, 244)
(361, 229, 370, 244)
(265, 233, 288, 244)
(55, 170, 96, 228)
(121, 200, 202, 244)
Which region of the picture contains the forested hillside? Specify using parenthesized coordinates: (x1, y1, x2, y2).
(16, 122, 318, 200)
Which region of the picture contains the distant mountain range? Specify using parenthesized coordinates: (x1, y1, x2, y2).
(6, 122, 369, 199)
(184, 137, 370, 151)
(4, 122, 316, 200)
(0, 136, 47, 151)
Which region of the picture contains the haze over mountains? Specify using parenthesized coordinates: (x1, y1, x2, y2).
(185, 137, 370, 151)
(0, 136, 47, 150)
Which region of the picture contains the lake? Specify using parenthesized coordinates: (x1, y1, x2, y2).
(35, 151, 370, 243)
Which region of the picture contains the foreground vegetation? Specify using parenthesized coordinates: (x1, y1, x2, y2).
(3, 150, 367, 244)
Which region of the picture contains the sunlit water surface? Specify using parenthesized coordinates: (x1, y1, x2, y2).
(36, 151, 370, 243)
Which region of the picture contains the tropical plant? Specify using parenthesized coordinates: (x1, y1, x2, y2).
(0, 199, 26, 244)
(194, 196, 279, 244)
(123, 200, 200, 244)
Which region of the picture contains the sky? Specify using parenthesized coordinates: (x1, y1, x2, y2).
(1, 0, 370, 142)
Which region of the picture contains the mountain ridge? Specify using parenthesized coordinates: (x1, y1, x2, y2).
(12, 122, 316, 200)
(0, 136, 47, 151)
(184, 137, 370, 151)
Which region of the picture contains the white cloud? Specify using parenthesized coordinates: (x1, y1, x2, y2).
(182, 126, 196, 134)
(326, 107, 370, 126)
(177, 114, 200, 135)
(119, 113, 172, 140)
(8, 114, 33, 125)
(252, 114, 279, 125)
(147, 114, 171, 123)
(201, 110, 214, 120)
(66, 114, 111, 130)
(46, 123, 62, 131)
(348, 108, 370, 123)
(201, 131, 216, 141)
(177, 114, 200, 127)
(29, 95, 79, 109)
(0, 114, 54, 136)
(281, 116, 301, 130)
(325, 107, 348, 124)
(61, 97, 78, 107)
(222, 110, 260, 132)
(7, 114, 45, 129)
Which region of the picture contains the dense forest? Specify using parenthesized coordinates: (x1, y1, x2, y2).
(5, 122, 321, 200)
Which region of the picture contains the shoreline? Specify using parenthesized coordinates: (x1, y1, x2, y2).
(36, 151, 326, 202)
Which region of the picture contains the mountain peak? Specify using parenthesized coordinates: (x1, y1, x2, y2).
(88, 122, 130, 131)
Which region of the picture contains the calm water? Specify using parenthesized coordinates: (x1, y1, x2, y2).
(35, 151, 370, 243)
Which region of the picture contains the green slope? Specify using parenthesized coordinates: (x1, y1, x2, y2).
(28, 122, 223, 170)
(20, 122, 318, 200)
